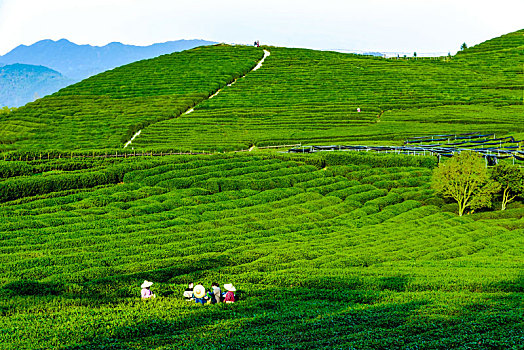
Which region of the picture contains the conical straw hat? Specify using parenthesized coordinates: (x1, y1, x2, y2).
(141, 280, 153, 288)
(224, 283, 236, 292)
(193, 284, 206, 298)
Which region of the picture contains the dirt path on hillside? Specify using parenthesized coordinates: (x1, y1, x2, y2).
(123, 130, 141, 149)
(124, 49, 271, 148)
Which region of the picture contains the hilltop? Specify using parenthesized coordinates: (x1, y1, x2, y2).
(0, 39, 216, 108)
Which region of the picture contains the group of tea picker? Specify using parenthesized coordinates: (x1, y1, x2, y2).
(184, 282, 237, 304)
(140, 280, 236, 304)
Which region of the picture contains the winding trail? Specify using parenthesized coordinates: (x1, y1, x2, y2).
(124, 49, 271, 148)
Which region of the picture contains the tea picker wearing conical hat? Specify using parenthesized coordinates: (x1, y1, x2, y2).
(193, 283, 207, 304)
(141, 280, 156, 299)
(224, 283, 236, 303)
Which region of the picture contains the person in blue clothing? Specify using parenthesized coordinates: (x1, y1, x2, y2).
(193, 283, 207, 304)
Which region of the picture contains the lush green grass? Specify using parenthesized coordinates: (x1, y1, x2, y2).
(0, 153, 522, 349)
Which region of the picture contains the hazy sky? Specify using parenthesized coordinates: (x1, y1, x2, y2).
(0, 0, 522, 56)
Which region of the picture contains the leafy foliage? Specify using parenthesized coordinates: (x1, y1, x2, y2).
(0, 106, 17, 115)
(431, 151, 500, 215)
(492, 163, 524, 210)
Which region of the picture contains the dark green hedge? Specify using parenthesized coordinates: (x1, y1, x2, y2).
(0, 161, 160, 202)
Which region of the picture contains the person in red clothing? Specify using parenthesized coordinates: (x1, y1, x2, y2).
(223, 283, 236, 303)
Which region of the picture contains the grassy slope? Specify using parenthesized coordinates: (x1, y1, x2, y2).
(0, 154, 522, 348)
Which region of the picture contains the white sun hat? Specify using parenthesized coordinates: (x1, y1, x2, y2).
(193, 284, 206, 298)
(224, 284, 237, 292)
(141, 280, 153, 288)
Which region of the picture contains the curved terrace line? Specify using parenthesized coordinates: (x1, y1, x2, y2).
(124, 49, 271, 148)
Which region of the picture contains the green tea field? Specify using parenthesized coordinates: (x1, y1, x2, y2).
(0, 152, 522, 348)
(1, 30, 522, 153)
(0, 28, 522, 349)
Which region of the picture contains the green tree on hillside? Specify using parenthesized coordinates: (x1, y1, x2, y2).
(431, 151, 500, 216)
(460, 42, 468, 51)
(0, 106, 16, 115)
(491, 164, 524, 210)
(0, 106, 16, 119)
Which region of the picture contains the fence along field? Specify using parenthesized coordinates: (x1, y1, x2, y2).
(290, 132, 524, 166)
(0, 152, 522, 348)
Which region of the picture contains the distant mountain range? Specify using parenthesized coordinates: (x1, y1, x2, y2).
(0, 39, 217, 80)
(0, 39, 216, 107)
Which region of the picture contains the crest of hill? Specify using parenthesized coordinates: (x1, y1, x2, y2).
(0, 45, 265, 151)
(0, 30, 523, 154)
(457, 29, 524, 55)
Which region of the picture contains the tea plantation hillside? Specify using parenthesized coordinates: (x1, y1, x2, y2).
(0, 153, 522, 348)
(0, 29, 522, 349)
(0, 30, 522, 153)
(134, 29, 523, 151)
(0, 45, 263, 151)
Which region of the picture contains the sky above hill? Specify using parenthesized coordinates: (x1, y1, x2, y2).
(0, 0, 522, 56)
